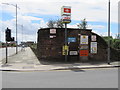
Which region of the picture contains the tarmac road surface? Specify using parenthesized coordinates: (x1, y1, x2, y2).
(2, 68, 118, 88)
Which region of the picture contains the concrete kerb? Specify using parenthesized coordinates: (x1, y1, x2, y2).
(0, 64, 119, 72)
(53, 65, 120, 71)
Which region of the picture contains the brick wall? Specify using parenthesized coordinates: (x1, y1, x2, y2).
(37, 28, 108, 62)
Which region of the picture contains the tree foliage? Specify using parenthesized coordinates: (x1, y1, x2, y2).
(77, 18, 87, 29)
(112, 39, 120, 49)
(47, 19, 64, 28)
(102, 36, 120, 49)
(55, 19, 64, 28)
(47, 20, 56, 28)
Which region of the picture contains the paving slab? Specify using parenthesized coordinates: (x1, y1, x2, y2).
(0, 47, 120, 71)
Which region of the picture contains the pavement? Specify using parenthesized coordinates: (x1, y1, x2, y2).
(0, 47, 120, 71)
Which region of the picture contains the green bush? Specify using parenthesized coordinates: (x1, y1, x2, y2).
(102, 36, 120, 49)
(113, 39, 120, 49)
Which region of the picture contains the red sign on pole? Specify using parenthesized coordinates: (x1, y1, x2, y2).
(61, 6, 71, 23)
(64, 8, 71, 13)
(80, 50, 89, 56)
(61, 6, 71, 16)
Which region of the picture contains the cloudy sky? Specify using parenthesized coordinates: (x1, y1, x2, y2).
(0, 0, 119, 44)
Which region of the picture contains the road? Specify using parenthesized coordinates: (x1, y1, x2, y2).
(1, 68, 118, 88)
(0, 47, 22, 61)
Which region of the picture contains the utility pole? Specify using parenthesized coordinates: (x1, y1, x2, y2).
(108, 0, 111, 65)
(16, 4, 18, 54)
(65, 23, 67, 62)
(118, 2, 120, 39)
(21, 24, 24, 49)
(2, 3, 20, 54)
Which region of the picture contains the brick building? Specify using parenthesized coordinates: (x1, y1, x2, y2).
(37, 28, 108, 62)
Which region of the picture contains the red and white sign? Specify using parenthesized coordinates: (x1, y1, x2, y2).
(61, 6, 71, 16)
(50, 29, 56, 34)
(61, 6, 71, 23)
(64, 8, 71, 13)
(61, 15, 71, 23)
(62, 16, 71, 20)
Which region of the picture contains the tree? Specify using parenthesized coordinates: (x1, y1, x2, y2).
(55, 19, 64, 28)
(102, 36, 120, 49)
(47, 20, 56, 28)
(113, 39, 120, 49)
(77, 18, 87, 29)
(47, 19, 64, 28)
(115, 33, 120, 39)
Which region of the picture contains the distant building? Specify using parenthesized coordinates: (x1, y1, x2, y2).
(21, 41, 35, 47)
(1, 41, 16, 47)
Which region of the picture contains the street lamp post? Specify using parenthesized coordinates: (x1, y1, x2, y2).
(19, 24, 23, 43)
(22, 25, 23, 43)
(15, 4, 18, 54)
(2, 3, 20, 54)
(108, 0, 111, 64)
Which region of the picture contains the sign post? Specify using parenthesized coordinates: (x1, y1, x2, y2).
(108, 0, 111, 65)
(61, 6, 71, 23)
(5, 41, 8, 63)
(5, 27, 15, 64)
(65, 23, 68, 62)
(61, 6, 71, 62)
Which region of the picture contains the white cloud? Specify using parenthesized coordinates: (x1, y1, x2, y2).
(68, 23, 105, 30)
(67, 24, 78, 28)
(88, 25, 105, 29)
(22, 16, 43, 21)
(1, 0, 119, 43)
(92, 30, 117, 38)
(1, 0, 119, 23)
(0, 14, 47, 43)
